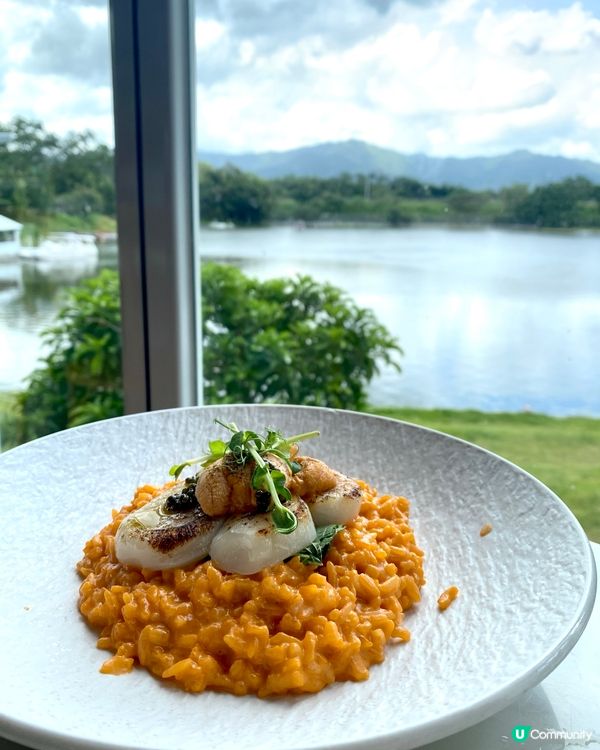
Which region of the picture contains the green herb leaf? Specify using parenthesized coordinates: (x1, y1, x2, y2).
(169, 458, 202, 479)
(208, 439, 227, 456)
(298, 524, 344, 565)
(170, 420, 320, 535)
(271, 469, 291, 501)
(271, 504, 298, 534)
(251, 464, 269, 491)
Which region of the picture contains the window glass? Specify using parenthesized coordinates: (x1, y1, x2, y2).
(0, 0, 118, 450)
(194, 0, 600, 417)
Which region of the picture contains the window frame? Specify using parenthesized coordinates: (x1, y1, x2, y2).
(109, 0, 201, 413)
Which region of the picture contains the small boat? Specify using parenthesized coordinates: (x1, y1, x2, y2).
(207, 220, 234, 230)
(19, 232, 98, 262)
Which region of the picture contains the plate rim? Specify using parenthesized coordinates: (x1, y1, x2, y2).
(0, 403, 596, 750)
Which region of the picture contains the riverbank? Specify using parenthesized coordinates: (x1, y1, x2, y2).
(20, 213, 117, 245)
(371, 408, 600, 542)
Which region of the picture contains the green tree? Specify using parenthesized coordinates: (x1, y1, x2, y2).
(50, 131, 115, 216)
(506, 178, 600, 227)
(390, 177, 429, 198)
(13, 265, 402, 442)
(0, 117, 60, 218)
(201, 263, 401, 408)
(446, 188, 488, 217)
(53, 187, 104, 217)
(16, 270, 122, 444)
(387, 203, 412, 226)
(199, 163, 272, 225)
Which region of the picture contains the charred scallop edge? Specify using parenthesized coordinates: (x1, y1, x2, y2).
(145, 507, 216, 553)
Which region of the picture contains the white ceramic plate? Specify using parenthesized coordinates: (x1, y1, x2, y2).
(0, 405, 595, 750)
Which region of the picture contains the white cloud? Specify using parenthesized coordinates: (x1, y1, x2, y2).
(439, 0, 481, 26)
(76, 5, 106, 28)
(0, 70, 113, 140)
(559, 139, 597, 160)
(195, 18, 227, 50)
(194, 1, 600, 159)
(475, 2, 600, 55)
(576, 74, 600, 129)
(1, 0, 600, 163)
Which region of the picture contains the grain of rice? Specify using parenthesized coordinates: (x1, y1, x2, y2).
(437, 585, 459, 611)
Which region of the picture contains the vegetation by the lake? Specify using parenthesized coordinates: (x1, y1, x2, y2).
(200, 165, 600, 229)
(372, 408, 600, 543)
(202, 263, 400, 406)
(2, 117, 599, 234)
(13, 269, 123, 444)
(7, 265, 400, 445)
(0, 117, 114, 229)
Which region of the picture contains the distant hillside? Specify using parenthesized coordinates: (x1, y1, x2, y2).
(200, 139, 600, 190)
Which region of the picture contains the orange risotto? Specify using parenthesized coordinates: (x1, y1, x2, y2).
(77, 480, 425, 697)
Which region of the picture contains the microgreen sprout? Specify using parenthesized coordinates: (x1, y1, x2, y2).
(169, 419, 319, 534)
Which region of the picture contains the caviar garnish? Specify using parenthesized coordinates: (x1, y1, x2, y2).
(165, 483, 199, 513)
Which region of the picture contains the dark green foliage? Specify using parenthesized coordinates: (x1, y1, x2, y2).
(502, 177, 600, 228)
(201, 263, 401, 409)
(15, 270, 123, 444)
(298, 524, 344, 565)
(12, 264, 401, 442)
(199, 163, 272, 225)
(52, 187, 104, 217)
(387, 204, 412, 226)
(2, 118, 599, 230)
(262, 170, 600, 227)
(0, 117, 115, 223)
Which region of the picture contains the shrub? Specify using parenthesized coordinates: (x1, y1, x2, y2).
(12, 263, 402, 442)
(15, 269, 122, 444)
(202, 263, 402, 408)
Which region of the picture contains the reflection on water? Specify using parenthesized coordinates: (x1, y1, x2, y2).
(198, 226, 600, 416)
(0, 252, 117, 390)
(0, 228, 599, 415)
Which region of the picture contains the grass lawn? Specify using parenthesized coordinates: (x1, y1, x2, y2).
(369, 408, 600, 543)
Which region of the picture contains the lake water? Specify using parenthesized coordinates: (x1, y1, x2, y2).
(1, 225, 599, 416)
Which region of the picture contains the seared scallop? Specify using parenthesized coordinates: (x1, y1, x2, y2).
(209, 496, 316, 575)
(306, 472, 363, 526)
(115, 481, 224, 570)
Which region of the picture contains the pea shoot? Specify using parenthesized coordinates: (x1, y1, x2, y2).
(169, 419, 319, 534)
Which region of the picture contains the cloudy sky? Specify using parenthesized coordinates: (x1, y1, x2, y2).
(1, 0, 599, 160)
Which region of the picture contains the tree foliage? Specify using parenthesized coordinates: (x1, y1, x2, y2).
(169, 158, 600, 229)
(500, 177, 600, 228)
(199, 163, 272, 225)
(15, 270, 123, 444)
(1, 118, 599, 230)
(13, 264, 402, 443)
(0, 117, 115, 223)
(201, 263, 401, 408)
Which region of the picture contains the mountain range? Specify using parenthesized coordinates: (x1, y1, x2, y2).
(200, 139, 600, 191)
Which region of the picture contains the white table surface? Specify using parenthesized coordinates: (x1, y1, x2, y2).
(2, 544, 598, 750)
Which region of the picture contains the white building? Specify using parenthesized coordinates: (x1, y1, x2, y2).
(0, 214, 23, 258)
